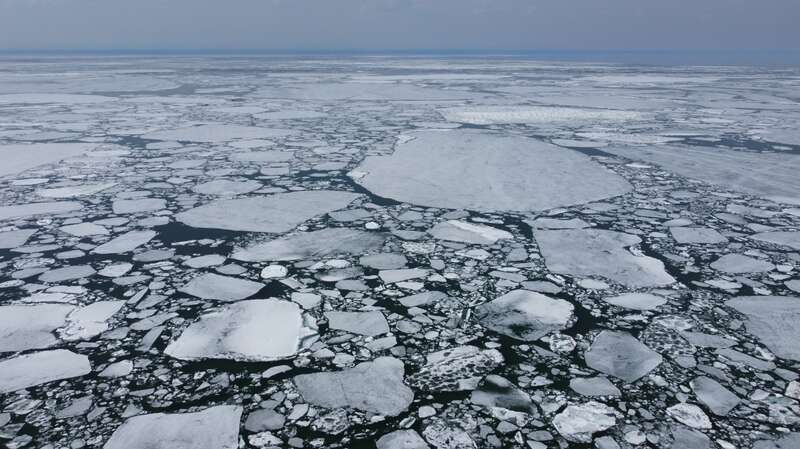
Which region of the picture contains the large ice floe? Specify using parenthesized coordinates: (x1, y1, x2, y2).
(534, 228, 675, 287)
(0, 350, 91, 394)
(725, 296, 800, 361)
(232, 227, 386, 262)
(475, 290, 574, 341)
(293, 357, 414, 416)
(176, 190, 360, 233)
(0, 143, 95, 177)
(604, 145, 800, 205)
(353, 129, 631, 212)
(166, 299, 317, 361)
(103, 405, 242, 449)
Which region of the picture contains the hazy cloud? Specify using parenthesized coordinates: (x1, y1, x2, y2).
(0, 0, 797, 51)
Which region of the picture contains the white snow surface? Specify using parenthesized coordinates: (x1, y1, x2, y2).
(176, 190, 361, 233)
(165, 299, 317, 362)
(354, 130, 632, 212)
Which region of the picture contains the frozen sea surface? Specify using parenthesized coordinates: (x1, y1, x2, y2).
(0, 56, 799, 449)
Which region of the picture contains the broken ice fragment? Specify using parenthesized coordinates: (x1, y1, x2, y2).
(178, 273, 264, 301)
(690, 376, 740, 416)
(377, 430, 430, 449)
(0, 229, 36, 249)
(552, 401, 616, 443)
(469, 375, 535, 413)
(584, 331, 662, 382)
(429, 220, 512, 244)
(59, 301, 125, 341)
(39, 265, 96, 283)
(112, 198, 166, 214)
(0, 304, 74, 352)
(176, 190, 360, 233)
(408, 346, 504, 392)
(193, 179, 261, 196)
(710, 254, 773, 273)
(725, 296, 800, 361)
(233, 228, 386, 262)
(38, 182, 115, 198)
(92, 230, 156, 254)
(325, 311, 390, 337)
(0, 201, 82, 221)
(359, 253, 408, 270)
(602, 292, 666, 311)
(751, 231, 800, 250)
(102, 405, 242, 449)
(475, 290, 574, 341)
(60, 222, 108, 237)
(535, 228, 675, 288)
(670, 227, 728, 244)
(569, 377, 621, 397)
(0, 350, 91, 394)
(293, 357, 413, 416)
(666, 403, 712, 429)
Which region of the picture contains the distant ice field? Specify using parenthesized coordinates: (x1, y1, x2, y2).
(0, 56, 799, 449)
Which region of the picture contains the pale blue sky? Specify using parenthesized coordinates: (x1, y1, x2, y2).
(0, 0, 797, 51)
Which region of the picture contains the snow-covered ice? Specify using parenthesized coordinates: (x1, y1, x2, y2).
(354, 130, 631, 212)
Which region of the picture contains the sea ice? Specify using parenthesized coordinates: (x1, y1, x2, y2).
(0, 143, 95, 177)
(475, 290, 574, 341)
(39, 265, 96, 283)
(165, 299, 317, 361)
(178, 273, 264, 302)
(670, 227, 728, 244)
(751, 231, 800, 250)
(112, 198, 166, 214)
(38, 182, 116, 198)
(604, 145, 800, 205)
(429, 220, 512, 244)
(441, 106, 641, 125)
(725, 296, 800, 361)
(233, 228, 385, 262)
(552, 401, 617, 443)
(666, 403, 712, 429)
(584, 331, 662, 382)
(690, 376, 740, 416)
(602, 293, 666, 310)
(142, 124, 294, 142)
(0, 201, 82, 221)
(60, 222, 109, 237)
(569, 377, 621, 397)
(354, 130, 631, 212)
(535, 229, 675, 287)
(376, 430, 429, 449)
(0, 349, 91, 394)
(710, 254, 773, 273)
(359, 253, 408, 270)
(102, 405, 242, 449)
(0, 304, 74, 352)
(325, 311, 389, 337)
(92, 230, 156, 254)
(193, 179, 262, 196)
(469, 375, 535, 413)
(293, 357, 414, 416)
(59, 300, 125, 341)
(176, 190, 360, 233)
(408, 346, 504, 392)
(0, 229, 36, 249)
